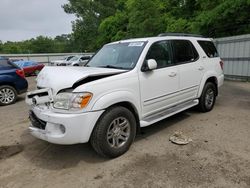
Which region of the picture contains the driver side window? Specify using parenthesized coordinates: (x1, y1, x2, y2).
(146, 41, 173, 69)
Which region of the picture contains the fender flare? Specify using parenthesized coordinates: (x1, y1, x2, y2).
(198, 71, 218, 98)
(91, 90, 141, 116)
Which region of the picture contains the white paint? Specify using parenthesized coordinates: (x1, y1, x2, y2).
(26, 35, 224, 145)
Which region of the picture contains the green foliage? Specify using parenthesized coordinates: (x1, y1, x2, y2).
(0, 34, 75, 54)
(1, 0, 250, 54)
(63, 0, 250, 51)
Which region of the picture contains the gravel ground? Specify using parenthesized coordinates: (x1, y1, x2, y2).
(0, 77, 250, 188)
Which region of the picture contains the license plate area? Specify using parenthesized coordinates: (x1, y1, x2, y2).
(26, 88, 53, 105)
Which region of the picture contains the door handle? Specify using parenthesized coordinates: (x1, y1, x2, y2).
(168, 72, 177, 77)
(198, 66, 204, 71)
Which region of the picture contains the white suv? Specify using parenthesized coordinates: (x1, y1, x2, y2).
(26, 34, 224, 158)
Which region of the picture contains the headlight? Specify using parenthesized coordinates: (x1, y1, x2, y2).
(53, 92, 92, 110)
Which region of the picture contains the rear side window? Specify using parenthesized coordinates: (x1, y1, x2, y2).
(171, 40, 199, 64)
(198, 40, 219, 58)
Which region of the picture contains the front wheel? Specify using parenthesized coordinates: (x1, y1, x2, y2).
(0, 85, 18, 106)
(198, 82, 216, 112)
(90, 106, 136, 158)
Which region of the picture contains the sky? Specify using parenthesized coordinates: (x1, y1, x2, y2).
(0, 0, 75, 42)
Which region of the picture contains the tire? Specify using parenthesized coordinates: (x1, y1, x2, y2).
(90, 106, 136, 158)
(0, 85, 18, 106)
(73, 64, 79, 66)
(198, 82, 216, 112)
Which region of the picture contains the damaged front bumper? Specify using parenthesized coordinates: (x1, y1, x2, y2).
(29, 106, 104, 145)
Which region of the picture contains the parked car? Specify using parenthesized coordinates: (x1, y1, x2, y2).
(9, 58, 24, 63)
(50, 55, 75, 66)
(14, 61, 44, 76)
(0, 58, 28, 106)
(67, 55, 92, 66)
(26, 33, 224, 158)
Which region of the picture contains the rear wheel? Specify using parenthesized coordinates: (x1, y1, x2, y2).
(90, 106, 136, 158)
(198, 82, 216, 112)
(0, 85, 18, 106)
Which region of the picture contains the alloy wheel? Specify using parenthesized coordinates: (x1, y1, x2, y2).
(106, 117, 131, 148)
(0, 88, 16, 104)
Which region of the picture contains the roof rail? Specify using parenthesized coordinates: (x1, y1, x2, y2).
(158, 33, 204, 38)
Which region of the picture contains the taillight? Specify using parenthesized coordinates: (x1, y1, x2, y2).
(219, 60, 224, 70)
(16, 69, 25, 78)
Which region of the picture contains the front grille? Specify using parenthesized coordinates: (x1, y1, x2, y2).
(29, 111, 46, 130)
(27, 91, 49, 98)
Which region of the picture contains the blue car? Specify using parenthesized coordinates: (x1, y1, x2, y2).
(0, 57, 28, 106)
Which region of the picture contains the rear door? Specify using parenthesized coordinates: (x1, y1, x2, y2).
(139, 40, 179, 117)
(171, 39, 203, 102)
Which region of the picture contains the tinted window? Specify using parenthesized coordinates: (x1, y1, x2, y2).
(172, 40, 199, 64)
(146, 41, 173, 69)
(198, 40, 219, 58)
(80, 56, 91, 60)
(67, 56, 74, 61)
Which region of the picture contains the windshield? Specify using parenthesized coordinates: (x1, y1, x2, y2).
(70, 56, 80, 61)
(87, 42, 147, 70)
(62, 56, 73, 61)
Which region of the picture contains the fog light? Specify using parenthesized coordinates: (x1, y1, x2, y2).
(59, 125, 66, 134)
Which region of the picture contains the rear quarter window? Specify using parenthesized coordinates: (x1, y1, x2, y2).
(198, 40, 219, 58)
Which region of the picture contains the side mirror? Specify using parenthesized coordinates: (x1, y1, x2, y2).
(147, 59, 157, 70)
(142, 59, 157, 72)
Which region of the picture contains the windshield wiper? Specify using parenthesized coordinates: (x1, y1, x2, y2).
(99, 65, 126, 70)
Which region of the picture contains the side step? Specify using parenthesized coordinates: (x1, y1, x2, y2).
(140, 99, 199, 127)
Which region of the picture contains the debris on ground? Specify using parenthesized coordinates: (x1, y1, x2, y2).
(0, 144, 24, 160)
(169, 131, 192, 145)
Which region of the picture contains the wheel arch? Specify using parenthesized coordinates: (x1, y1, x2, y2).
(108, 101, 141, 134)
(91, 91, 141, 134)
(0, 82, 17, 90)
(206, 77, 218, 96)
(198, 73, 218, 97)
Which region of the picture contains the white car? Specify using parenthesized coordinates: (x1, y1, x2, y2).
(50, 55, 75, 66)
(67, 55, 92, 66)
(26, 34, 224, 158)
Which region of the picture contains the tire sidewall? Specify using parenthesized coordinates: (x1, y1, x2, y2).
(92, 106, 136, 157)
(200, 82, 216, 112)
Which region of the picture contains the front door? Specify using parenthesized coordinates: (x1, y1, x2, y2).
(139, 40, 179, 118)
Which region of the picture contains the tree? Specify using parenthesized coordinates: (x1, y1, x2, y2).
(63, 0, 117, 51)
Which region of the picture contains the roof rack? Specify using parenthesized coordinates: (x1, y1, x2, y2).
(158, 33, 204, 38)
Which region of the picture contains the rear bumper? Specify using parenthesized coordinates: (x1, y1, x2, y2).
(218, 74, 224, 87)
(29, 106, 104, 145)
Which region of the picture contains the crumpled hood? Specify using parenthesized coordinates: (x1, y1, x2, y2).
(37, 66, 126, 94)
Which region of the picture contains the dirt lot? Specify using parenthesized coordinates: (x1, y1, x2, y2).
(0, 77, 250, 188)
